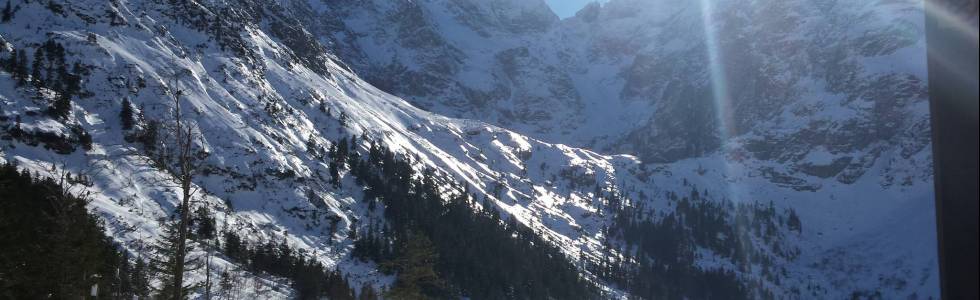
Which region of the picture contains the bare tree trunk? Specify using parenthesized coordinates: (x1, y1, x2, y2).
(204, 235, 213, 300)
(172, 174, 191, 300)
(167, 71, 199, 300)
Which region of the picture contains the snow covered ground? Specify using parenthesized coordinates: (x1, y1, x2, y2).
(1, 0, 939, 298)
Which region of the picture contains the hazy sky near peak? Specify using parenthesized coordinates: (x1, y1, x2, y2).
(545, 0, 609, 19)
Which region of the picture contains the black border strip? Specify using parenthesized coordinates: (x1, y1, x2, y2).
(925, 0, 979, 299)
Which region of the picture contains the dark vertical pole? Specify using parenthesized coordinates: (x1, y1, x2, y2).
(925, 0, 979, 299)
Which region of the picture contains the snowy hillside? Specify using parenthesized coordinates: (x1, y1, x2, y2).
(1, 0, 938, 299)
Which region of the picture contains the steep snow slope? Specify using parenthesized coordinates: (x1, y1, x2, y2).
(1, 0, 938, 298)
(300, 1, 940, 294)
(1, 0, 632, 295)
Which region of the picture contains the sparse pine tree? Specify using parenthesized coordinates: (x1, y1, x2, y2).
(328, 160, 340, 188)
(192, 206, 216, 240)
(1, 0, 12, 23)
(15, 49, 29, 86)
(338, 111, 348, 127)
(131, 257, 151, 299)
(335, 137, 349, 165)
(306, 134, 322, 159)
(31, 48, 44, 88)
(787, 209, 802, 233)
(149, 216, 202, 299)
(222, 231, 243, 261)
(120, 98, 135, 130)
(62, 62, 83, 98)
(4, 47, 18, 75)
(137, 118, 160, 152)
(48, 94, 71, 120)
(217, 270, 234, 300)
(1, 48, 8, 72)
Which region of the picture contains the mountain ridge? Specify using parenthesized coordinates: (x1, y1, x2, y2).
(0, 0, 938, 298)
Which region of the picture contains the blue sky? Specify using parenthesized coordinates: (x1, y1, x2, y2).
(545, 0, 609, 19)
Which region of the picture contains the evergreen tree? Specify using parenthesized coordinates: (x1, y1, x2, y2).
(217, 270, 234, 299)
(1, 0, 12, 23)
(49, 94, 71, 120)
(15, 49, 28, 86)
(192, 206, 216, 239)
(3, 47, 15, 74)
(62, 62, 83, 98)
(223, 231, 244, 260)
(338, 111, 349, 127)
(787, 209, 802, 233)
(383, 233, 445, 300)
(306, 134, 321, 158)
(31, 48, 44, 88)
(115, 253, 136, 297)
(149, 216, 202, 299)
(120, 98, 135, 130)
(359, 283, 379, 300)
(328, 160, 340, 187)
(0, 163, 134, 298)
(131, 257, 151, 299)
(134, 118, 160, 152)
(72, 124, 93, 150)
(335, 137, 349, 164)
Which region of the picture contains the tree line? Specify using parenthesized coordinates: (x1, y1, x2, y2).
(0, 162, 142, 298)
(589, 182, 802, 299)
(332, 137, 601, 299)
(221, 231, 361, 299)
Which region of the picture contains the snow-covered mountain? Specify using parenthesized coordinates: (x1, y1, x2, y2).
(0, 0, 938, 298)
(311, 0, 931, 168)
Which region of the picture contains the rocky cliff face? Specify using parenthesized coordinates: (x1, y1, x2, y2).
(309, 0, 931, 178)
